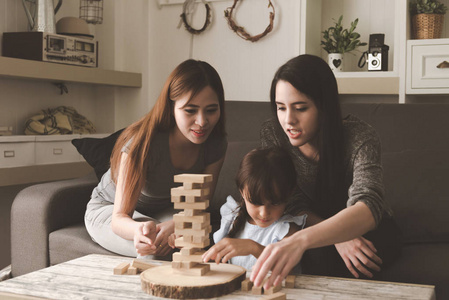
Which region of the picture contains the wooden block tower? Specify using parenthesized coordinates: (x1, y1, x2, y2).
(171, 173, 213, 276)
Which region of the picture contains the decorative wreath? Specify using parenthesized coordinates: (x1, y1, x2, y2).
(180, 0, 211, 35)
(224, 0, 275, 42)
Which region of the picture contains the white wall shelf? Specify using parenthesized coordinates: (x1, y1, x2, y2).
(0, 56, 142, 88)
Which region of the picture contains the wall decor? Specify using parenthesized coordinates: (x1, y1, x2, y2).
(224, 0, 275, 42)
(79, 0, 103, 25)
(180, 0, 211, 35)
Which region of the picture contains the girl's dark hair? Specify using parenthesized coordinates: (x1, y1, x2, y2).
(270, 54, 346, 218)
(110, 59, 226, 214)
(228, 147, 297, 238)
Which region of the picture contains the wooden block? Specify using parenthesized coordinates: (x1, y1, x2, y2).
(181, 261, 198, 269)
(183, 209, 196, 217)
(180, 247, 200, 255)
(174, 200, 209, 210)
(171, 261, 182, 269)
(173, 212, 210, 223)
(175, 237, 210, 248)
(285, 275, 295, 288)
(171, 186, 210, 197)
(113, 262, 130, 275)
(183, 182, 204, 190)
(193, 235, 208, 244)
(185, 195, 207, 203)
(175, 225, 211, 237)
(262, 292, 286, 300)
(241, 278, 253, 291)
(127, 265, 138, 275)
(192, 221, 208, 230)
(175, 222, 192, 229)
(252, 285, 263, 295)
(171, 195, 182, 203)
(131, 259, 158, 271)
(172, 263, 210, 276)
(172, 251, 205, 263)
(264, 284, 282, 295)
(174, 174, 213, 184)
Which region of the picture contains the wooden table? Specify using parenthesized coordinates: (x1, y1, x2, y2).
(0, 254, 435, 300)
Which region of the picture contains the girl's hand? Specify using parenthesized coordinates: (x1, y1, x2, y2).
(168, 233, 180, 249)
(202, 238, 263, 264)
(334, 236, 382, 278)
(250, 236, 305, 290)
(134, 221, 158, 256)
(153, 220, 175, 256)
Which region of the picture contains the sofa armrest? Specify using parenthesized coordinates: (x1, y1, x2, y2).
(11, 173, 98, 277)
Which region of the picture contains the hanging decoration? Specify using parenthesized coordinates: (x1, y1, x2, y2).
(224, 0, 275, 42)
(180, 0, 211, 35)
(79, 0, 103, 25)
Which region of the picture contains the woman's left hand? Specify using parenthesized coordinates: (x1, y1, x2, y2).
(153, 220, 175, 256)
(250, 235, 305, 290)
(334, 236, 382, 278)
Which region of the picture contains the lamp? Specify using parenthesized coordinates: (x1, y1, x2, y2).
(79, 0, 103, 25)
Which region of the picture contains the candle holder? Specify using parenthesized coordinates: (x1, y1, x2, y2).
(79, 0, 103, 25)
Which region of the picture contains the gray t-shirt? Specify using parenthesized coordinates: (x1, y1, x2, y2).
(260, 115, 392, 226)
(90, 131, 227, 217)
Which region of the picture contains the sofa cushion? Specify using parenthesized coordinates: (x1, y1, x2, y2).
(72, 129, 124, 180)
(49, 224, 119, 266)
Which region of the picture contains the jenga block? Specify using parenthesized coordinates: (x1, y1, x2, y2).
(183, 209, 197, 217)
(181, 261, 198, 269)
(182, 235, 193, 242)
(131, 259, 158, 271)
(171, 195, 182, 203)
(127, 265, 138, 275)
(172, 251, 205, 263)
(192, 221, 208, 230)
(173, 212, 210, 223)
(174, 200, 209, 210)
(180, 247, 200, 255)
(193, 235, 208, 244)
(113, 262, 130, 275)
(185, 195, 208, 203)
(171, 261, 182, 269)
(175, 236, 210, 249)
(252, 285, 263, 295)
(175, 222, 192, 229)
(264, 284, 282, 295)
(285, 275, 295, 288)
(182, 182, 204, 190)
(171, 186, 210, 197)
(172, 263, 210, 276)
(262, 292, 286, 300)
(175, 225, 211, 237)
(174, 174, 213, 184)
(241, 279, 253, 291)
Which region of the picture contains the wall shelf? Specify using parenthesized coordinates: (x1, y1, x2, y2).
(0, 56, 142, 88)
(335, 72, 400, 95)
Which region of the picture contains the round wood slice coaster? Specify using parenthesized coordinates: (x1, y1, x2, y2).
(140, 263, 246, 299)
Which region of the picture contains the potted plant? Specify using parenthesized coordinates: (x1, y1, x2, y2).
(321, 15, 367, 72)
(410, 0, 447, 39)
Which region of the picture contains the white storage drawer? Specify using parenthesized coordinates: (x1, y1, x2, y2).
(0, 136, 36, 168)
(407, 39, 449, 94)
(35, 135, 81, 165)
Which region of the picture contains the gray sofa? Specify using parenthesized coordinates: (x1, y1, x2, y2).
(11, 102, 449, 299)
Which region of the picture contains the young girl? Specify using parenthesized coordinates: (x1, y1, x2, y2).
(201, 147, 307, 271)
(84, 59, 227, 258)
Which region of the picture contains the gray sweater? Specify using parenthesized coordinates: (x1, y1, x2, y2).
(260, 115, 392, 226)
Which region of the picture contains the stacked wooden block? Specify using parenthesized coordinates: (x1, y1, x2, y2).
(171, 174, 213, 276)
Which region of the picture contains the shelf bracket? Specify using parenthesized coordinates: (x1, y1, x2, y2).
(54, 83, 69, 95)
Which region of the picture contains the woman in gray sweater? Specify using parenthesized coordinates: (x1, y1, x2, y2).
(251, 54, 401, 289)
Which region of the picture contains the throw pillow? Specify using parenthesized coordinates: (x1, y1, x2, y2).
(72, 129, 124, 180)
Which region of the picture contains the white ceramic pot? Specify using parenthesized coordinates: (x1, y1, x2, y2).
(328, 53, 343, 72)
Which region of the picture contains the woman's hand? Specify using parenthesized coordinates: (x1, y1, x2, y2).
(202, 238, 263, 264)
(153, 220, 175, 256)
(250, 235, 305, 290)
(168, 233, 179, 249)
(334, 236, 382, 278)
(134, 221, 158, 256)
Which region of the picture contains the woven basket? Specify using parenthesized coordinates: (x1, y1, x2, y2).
(412, 13, 445, 39)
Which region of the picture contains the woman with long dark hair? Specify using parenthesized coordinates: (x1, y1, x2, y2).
(251, 54, 401, 289)
(85, 59, 227, 258)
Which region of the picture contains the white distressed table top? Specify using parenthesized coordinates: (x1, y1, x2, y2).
(0, 254, 436, 300)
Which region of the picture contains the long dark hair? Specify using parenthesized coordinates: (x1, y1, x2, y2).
(270, 54, 346, 218)
(228, 147, 297, 238)
(110, 59, 226, 214)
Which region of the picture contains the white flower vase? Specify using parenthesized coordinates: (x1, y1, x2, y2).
(328, 53, 344, 72)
